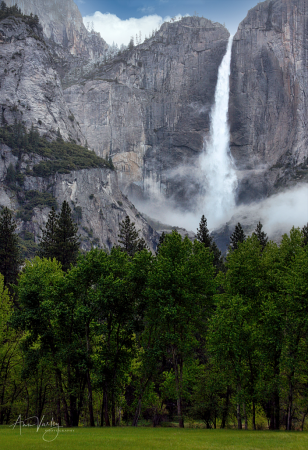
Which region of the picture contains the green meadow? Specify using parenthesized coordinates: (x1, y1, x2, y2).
(1, 426, 308, 450)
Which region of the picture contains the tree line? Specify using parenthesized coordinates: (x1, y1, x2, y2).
(0, 1, 39, 26)
(1, 202, 308, 430)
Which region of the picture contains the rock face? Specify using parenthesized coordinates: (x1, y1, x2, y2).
(230, 0, 308, 203)
(64, 17, 230, 208)
(0, 13, 157, 252)
(0, 17, 85, 143)
(0, 142, 158, 252)
(4, 0, 108, 59)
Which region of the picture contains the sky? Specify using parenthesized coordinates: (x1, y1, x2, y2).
(78, 0, 260, 46)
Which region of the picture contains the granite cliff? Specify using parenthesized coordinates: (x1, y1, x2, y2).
(4, 0, 108, 59)
(63, 17, 230, 208)
(1, 0, 307, 252)
(230, 0, 308, 203)
(0, 11, 157, 252)
(0, 16, 85, 143)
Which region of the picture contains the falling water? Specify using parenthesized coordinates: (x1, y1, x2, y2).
(200, 36, 237, 228)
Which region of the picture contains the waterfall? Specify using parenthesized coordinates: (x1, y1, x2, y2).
(200, 36, 237, 228)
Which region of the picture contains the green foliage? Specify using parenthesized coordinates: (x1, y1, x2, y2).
(118, 215, 145, 257)
(302, 222, 308, 246)
(38, 201, 80, 272)
(0, 122, 113, 178)
(229, 222, 246, 251)
(0, 207, 21, 286)
(146, 231, 217, 427)
(0, 273, 23, 424)
(2, 222, 308, 431)
(16, 190, 57, 222)
(196, 215, 222, 270)
(18, 231, 38, 260)
(253, 221, 268, 250)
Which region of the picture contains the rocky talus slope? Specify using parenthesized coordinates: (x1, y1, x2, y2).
(63, 17, 230, 208)
(4, 0, 108, 59)
(230, 0, 308, 203)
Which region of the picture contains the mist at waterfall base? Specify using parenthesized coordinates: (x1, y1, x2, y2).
(135, 178, 308, 240)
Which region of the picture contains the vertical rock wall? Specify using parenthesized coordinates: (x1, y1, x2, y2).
(0, 17, 85, 143)
(4, 0, 108, 59)
(64, 17, 230, 209)
(230, 0, 308, 202)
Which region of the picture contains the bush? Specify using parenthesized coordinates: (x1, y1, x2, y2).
(16, 191, 57, 222)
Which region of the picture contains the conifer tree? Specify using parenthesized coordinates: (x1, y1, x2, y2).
(196, 215, 212, 248)
(302, 223, 308, 246)
(38, 202, 80, 272)
(38, 207, 58, 260)
(229, 222, 246, 251)
(253, 221, 268, 250)
(0, 207, 21, 286)
(136, 237, 149, 252)
(54, 201, 80, 272)
(196, 215, 222, 270)
(156, 231, 166, 255)
(118, 215, 139, 256)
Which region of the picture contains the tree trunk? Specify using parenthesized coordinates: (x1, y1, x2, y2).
(270, 391, 280, 430)
(221, 386, 230, 429)
(100, 401, 104, 426)
(252, 400, 256, 430)
(85, 325, 95, 426)
(301, 410, 307, 431)
(243, 402, 248, 430)
(287, 378, 293, 431)
(56, 369, 69, 427)
(173, 351, 184, 428)
(111, 392, 116, 427)
(103, 388, 110, 426)
(237, 403, 242, 430)
(70, 394, 79, 427)
(87, 370, 95, 427)
(132, 397, 142, 427)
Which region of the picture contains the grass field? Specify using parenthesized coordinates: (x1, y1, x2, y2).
(1, 426, 308, 450)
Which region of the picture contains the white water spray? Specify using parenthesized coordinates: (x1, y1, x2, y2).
(200, 36, 237, 228)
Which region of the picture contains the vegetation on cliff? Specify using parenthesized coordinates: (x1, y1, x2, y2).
(0, 122, 113, 177)
(0, 1, 39, 27)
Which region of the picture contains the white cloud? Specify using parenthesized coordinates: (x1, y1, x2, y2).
(83, 12, 184, 46)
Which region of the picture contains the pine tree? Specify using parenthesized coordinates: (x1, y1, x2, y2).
(38, 207, 58, 260)
(253, 221, 268, 250)
(196, 215, 222, 270)
(38, 202, 80, 272)
(136, 237, 149, 252)
(229, 222, 246, 251)
(302, 223, 308, 246)
(118, 215, 139, 256)
(156, 231, 166, 255)
(196, 215, 212, 248)
(54, 201, 80, 272)
(0, 207, 21, 286)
